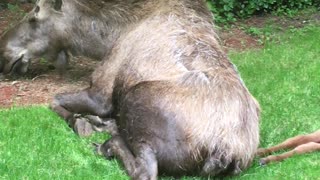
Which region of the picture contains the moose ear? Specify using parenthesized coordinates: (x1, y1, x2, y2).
(53, 0, 62, 11)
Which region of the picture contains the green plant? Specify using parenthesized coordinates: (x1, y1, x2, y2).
(246, 27, 263, 36)
(39, 57, 48, 65)
(207, 0, 318, 24)
(7, 3, 19, 12)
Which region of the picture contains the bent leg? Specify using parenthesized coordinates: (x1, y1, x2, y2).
(201, 154, 242, 177)
(257, 130, 320, 156)
(85, 115, 118, 136)
(260, 142, 320, 165)
(50, 88, 113, 136)
(51, 88, 112, 118)
(96, 136, 158, 180)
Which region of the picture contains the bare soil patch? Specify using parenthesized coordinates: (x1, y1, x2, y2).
(0, 56, 96, 108)
(0, 2, 319, 108)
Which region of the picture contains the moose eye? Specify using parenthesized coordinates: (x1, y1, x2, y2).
(35, 6, 40, 13)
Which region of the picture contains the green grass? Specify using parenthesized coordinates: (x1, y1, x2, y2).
(0, 106, 127, 180)
(228, 25, 320, 179)
(1, 25, 320, 179)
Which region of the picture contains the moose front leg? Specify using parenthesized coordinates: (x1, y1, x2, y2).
(54, 50, 69, 76)
(50, 88, 113, 136)
(50, 47, 123, 136)
(85, 115, 119, 136)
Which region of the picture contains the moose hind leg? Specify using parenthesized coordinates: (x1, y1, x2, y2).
(133, 145, 158, 180)
(96, 136, 158, 180)
(201, 154, 240, 177)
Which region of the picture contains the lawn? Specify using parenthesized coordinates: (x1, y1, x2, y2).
(1, 25, 320, 179)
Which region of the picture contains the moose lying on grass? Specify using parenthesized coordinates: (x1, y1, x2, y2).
(0, 0, 261, 179)
(258, 130, 320, 165)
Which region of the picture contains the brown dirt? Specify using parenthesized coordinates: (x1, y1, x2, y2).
(220, 28, 262, 52)
(0, 57, 96, 108)
(0, 2, 318, 108)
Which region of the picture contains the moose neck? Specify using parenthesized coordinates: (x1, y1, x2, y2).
(62, 0, 152, 60)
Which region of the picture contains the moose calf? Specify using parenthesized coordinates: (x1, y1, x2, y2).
(258, 130, 320, 165)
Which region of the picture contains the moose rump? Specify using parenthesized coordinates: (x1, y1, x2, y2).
(109, 75, 260, 177)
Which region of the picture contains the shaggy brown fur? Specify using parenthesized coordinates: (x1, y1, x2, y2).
(2, 0, 261, 178)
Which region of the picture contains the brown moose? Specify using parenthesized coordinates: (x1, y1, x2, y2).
(0, 0, 261, 179)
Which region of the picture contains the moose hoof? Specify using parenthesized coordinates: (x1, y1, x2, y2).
(259, 158, 267, 166)
(93, 143, 103, 155)
(85, 115, 118, 135)
(93, 140, 114, 160)
(202, 158, 228, 176)
(73, 116, 94, 137)
(84, 115, 104, 125)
